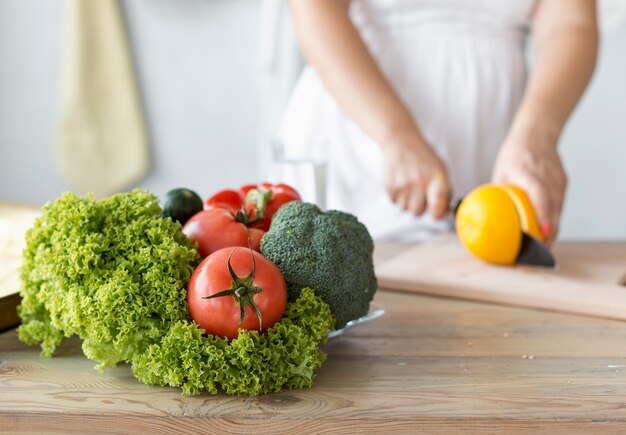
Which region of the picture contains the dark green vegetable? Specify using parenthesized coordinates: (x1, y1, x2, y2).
(161, 187, 203, 224)
(260, 201, 377, 328)
(17, 190, 335, 395)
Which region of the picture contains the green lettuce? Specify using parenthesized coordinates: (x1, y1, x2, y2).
(17, 190, 335, 395)
(132, 288, 334, 395)
(18, 190, 200, 368)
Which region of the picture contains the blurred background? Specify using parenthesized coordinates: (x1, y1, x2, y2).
(0, 0, 624, 240)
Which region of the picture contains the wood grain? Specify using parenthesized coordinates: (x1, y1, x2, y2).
(3, 290, 626, 432)
(376, 235, 626, 322)
(5, 414, 626, 434)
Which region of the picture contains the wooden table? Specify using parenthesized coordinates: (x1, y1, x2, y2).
(3, 232, 626, 432)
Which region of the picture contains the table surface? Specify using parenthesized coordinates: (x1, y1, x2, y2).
(3, 243, 626, 433)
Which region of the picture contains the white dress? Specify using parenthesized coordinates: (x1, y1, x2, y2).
(277, 0, 537, 241)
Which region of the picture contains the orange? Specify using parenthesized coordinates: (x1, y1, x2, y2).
(498, 184, 545, 242)
(455, 184, 544, 265)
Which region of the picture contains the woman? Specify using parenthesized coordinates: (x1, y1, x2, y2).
(277, 0, 598, 243)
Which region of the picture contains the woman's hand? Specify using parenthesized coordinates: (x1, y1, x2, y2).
(290, 0, 450, 219)
(493, 0, 597, 245)
(492, 125, 567, 245)
(382, 131, 451, 219)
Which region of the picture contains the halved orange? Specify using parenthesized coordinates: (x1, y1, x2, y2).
(499, 184, 545, 242)
(456, 184, 544, 265)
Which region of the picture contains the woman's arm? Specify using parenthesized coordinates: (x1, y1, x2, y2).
(289, 0, 450, 218)
(493, 0, 598, 243)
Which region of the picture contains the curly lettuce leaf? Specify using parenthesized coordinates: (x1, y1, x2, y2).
(17, 190, 200, 370)
(131, 288, 335, 395)
(17, 189, 335, 395)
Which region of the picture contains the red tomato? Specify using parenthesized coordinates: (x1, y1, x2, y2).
(203, 189, 243, 213)
(204, 183, 301, 232)
(187, 247, 287, 340)
(242, 183, 301, 231)
(182, 209, 262, 258)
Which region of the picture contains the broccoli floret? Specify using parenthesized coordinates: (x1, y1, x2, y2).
(260, 201, 377, 328)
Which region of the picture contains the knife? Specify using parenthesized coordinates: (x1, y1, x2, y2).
(451, 196, 556, 268)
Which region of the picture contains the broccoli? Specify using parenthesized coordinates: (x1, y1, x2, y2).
(260, 201, 377, 329)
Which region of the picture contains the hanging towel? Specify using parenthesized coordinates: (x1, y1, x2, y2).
(57, 0, 150, 197)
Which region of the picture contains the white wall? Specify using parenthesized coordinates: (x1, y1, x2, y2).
(558, 25, 626, 240)
(0, 0, 624, 240)
(0, 0, 262, 204)
(0, 0, 64, 202)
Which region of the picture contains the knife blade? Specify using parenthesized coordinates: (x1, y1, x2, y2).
(516, 232, 556, 268)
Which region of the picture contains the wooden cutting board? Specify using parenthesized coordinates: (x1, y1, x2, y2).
(376, 235, 626, 321)
(0, 203, 41, 331)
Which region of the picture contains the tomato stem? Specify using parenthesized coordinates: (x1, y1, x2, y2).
(202, 247, 263, 332)
(232, 206, 261, 227)
(245, 188, 273, 220)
